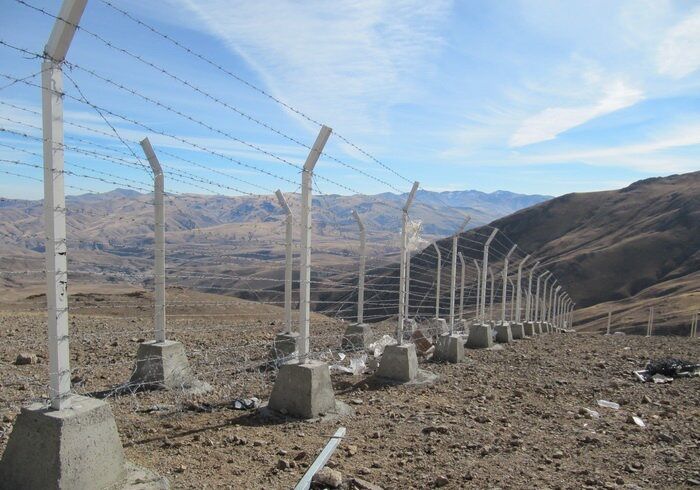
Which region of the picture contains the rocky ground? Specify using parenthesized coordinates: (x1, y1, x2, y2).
(1, 291, 699, 489)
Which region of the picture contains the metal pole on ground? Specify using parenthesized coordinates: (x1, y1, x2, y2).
(298, 126, 332, 359)
(398, 182, 420, 345)
(41, 0, 88, 410)
(480, 228, 499, 321)
(140, 138, 166, 343)
(276, 190, 294, 332)
(352, 210, 366, 324)
(449, 218, 470, 333)
(433, 243, 441, 319)
(501, 245, 517, 323)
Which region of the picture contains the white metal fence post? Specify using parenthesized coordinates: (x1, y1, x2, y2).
(41, 0, 87, 411)
(480, 228, 498, 321)
(646, 306, 654, 337)
(606, 307, 612, 335)
(458, 252, 466, 321)
(525, 260, 539, 322)
(449, 218, 470, 332)
(398, 182, 420, 345)
(298, 125, 332, 359)
(351, 210, 366, 324)
(473, 259, 481, 322)
(433, 243, 441, 319)
(537, 272, 550, 323)
(501, 245, 517, 323)
(515, 255, 530, 323)
(547, 280, 558, 324)
(488, 267, 495, 321)
(553, 286, 561, 327)
(509, 278, 515, 321)
(140, 138, 166, 343)
(276, 190, 294, 333)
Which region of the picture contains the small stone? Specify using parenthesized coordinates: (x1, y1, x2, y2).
(174, 464, 186, 473)
(277, 449, 287, 456)
(351, 398, 364, 405)
(15, 352, 38, 365)
(435, 475, 449, 487)
(253, 440, 265, 447)
(350, 476, 383, 490)
(552, 450, 564, 459)
(277, 459, 290, 470)
(358, 467, 371, 475)
(294, 451, 307, 461)
(346, 445, 358, 456)
(371, 431, 381, 439)
(422, 425, 449, 435)
(312, 467, 343, 488)
(641, 395, 652, 404)
(686, 478, 700, 486)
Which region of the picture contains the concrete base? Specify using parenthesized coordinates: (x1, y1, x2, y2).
(466, 323, 494, 349)
(130, 340, 209, 393)
(536, 322, 544, 334)
(0, 395, 168, 490)
(268, 361, 336, 419)
(433, 334, 465, 363)
(495, 323, 513, 343)
(511, 322, 525, 339)
(270, 332, 299, 365)
(524, 321, 536, 336)
(376, 344, 418, 382)
(424, 318, 448, 337)
(341, 323, 373, 352)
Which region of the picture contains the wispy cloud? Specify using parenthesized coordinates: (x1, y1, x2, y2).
(509, 79, 644, 147)
(657, 5, 700, 78)
(172, 0, 450, 136)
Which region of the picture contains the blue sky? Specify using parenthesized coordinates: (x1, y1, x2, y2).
(0, 0, 698, 200)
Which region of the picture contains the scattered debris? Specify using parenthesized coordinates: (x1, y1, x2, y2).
(349, 476, 383, 490)
(231, 397, 260, 410)
(367, 335, 396, 357)
(597, 400, 620, 410)
(579, 407, 601, 419)
(627, 415, 645, 428)
(410, 329, 433, 355)
(311, 467, 343, 488)
(635, 358, 700, 382)
(295, 427, 346, 490)
(14, 352, 37, 365)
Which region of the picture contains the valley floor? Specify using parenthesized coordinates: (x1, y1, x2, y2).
(0, 303, 699, 489)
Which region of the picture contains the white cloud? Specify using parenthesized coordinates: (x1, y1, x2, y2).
(172, 0, 449, 136)
(657, 6, 700, 78)
(509, 79, 644, 147)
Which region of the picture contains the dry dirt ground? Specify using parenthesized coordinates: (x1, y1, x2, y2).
(0, 291, 699, 489)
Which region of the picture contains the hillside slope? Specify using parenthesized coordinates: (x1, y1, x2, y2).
(320, 171, 700, 334)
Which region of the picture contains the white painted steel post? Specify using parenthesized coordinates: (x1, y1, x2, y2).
(515, 255, 530, 323)
(525, 260, 539, 322)
(488, 267, 495, 321)
(458, 252, 466, 321)
(449, 218, 470, 332)
(140, 138, 166, 343)
(547, 280, 558, 324)
(646, 306, 654, 337)
(537, 272, 551, 323)
(405, 249, 411, 319)
(398, 182, 419, 345)
(433, 243, 441, 319)
(41, 0, 87, 411)
(509, 278, 515, 321)
(480, 228, 499, 321)
(606, 307, 612, 335)
(473, 259, 481, 322)
(351, 210, 366, 324)
(501, 245, 517, 323)
(553, 286, 561, 327)
(298, 126, 332, 359)
(276, 190, 294, 333)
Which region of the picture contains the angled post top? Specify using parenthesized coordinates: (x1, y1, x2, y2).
(275, 189, 292, 215)
(139, 137, 163, 176)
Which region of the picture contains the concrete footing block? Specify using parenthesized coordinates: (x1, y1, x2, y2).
(341, 323, 373, 352)
(524, 321, 536, 336)
(511, 322, 525, 339)
(268, 361, 336, 419)
(495, 323, 513, 343)
(376, 344, 418, 382)
(424, 318, 448, 338)
(466, 323, 494, 349)
(0, 395, 169, 489)
(270, 332, 299, 365)
(536, 322, 544, 334)
(433, 334, 465, 363)
(130, 340, 209, 393)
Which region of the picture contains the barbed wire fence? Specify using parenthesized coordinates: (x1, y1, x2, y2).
(0, 0, 580, 421)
